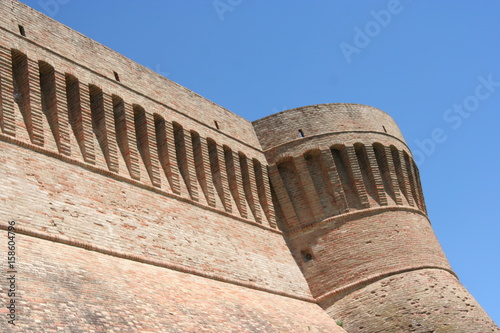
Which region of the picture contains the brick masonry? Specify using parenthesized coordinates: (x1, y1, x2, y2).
(254, 104, 499, 332)
(0, 1, 497, 332)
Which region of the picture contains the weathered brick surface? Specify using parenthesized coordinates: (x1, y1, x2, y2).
(0, 234, 346, 333)
(0, 5, 271, 226)
(0, 1, 497, 332)
(255, 104, 499, 332)
(326, 269, 498, 333)
(287, 210, 451, 299)
(0, 141, 311, 299)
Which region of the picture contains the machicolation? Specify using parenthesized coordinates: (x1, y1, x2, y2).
(0, 1, 498, 332)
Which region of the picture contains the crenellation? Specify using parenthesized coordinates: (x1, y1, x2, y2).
(390, 145, 413, 207)
(412, 159, 427, 214)
(353, 143, 380, 207)
(344, 145, 371, 208)
(293, 154, 325, 222)
(331, 145, 360, 210)
(398, 148, 415, 207)
(11, 49, 32, 142)
(101, 90, 119, 172)
(304, 149, 339, 217)
(207, 138, 228, 210)
(75, 78, 95, 163)
(320, 148, 349, 213)
(258, 163, 277, 228)
(269, 163, 301, 230)
(38, 61, 57, 149)
(53, 69, 71, 155)
(277, 158, 316, 226)
(88, 84, 109, 169)
(240, 154, 263, 223)
(403, 150, 421, 209)
(364, 144, 388, 206)
(157, 116, 182, 194)
(192, 130, 216, 207)
(215, 142, 233, 213)
(0, 46, 16, 136)
(134, 104, 161, 187)
(226, 148, 248, 219)
(26, 56, 45, 146)
(173, 123, 196, 201)
(383, 145, 404, 206)
(113, 97, 140, 179)
(254, 104, 498, 331)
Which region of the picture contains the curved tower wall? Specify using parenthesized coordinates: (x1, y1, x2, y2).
(253, 103, 498, 332)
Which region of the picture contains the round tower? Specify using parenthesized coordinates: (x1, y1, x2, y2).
(253, 104, 498, 333)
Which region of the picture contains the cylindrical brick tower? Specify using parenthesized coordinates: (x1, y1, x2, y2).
(253, 104, 498, 333)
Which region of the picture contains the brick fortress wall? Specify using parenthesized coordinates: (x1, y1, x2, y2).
(0, 1, 497, 332)
(0, 1, 347, 332)
(253, 104, 499, 333)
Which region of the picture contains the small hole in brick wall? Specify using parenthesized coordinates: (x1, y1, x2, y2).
(214, 120, 220, 130)
(113, 71, 120, 82)
(18, 25, 26, 37)
(298, 129, 305, 137)
(382, 125, 387, 133)
(301, 250, 313, 262)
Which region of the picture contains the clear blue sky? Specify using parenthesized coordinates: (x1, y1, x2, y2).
(21, 0, 499, 323)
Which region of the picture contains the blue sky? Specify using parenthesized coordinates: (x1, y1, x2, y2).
(21, 0, 499, 323)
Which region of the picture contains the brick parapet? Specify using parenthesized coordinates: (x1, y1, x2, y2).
(254, 105, 427, 229)
(0, 38, 272, 226)
(0, 15, 262, 160)
(262, 131, 411, 165)
(1, 0, 262, 150)
(0, 134, 278, 235)
(253, 103, 406, 151)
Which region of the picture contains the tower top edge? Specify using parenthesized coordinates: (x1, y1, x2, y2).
(252, 103, 406, 151)
(253, 103, 391, 124)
